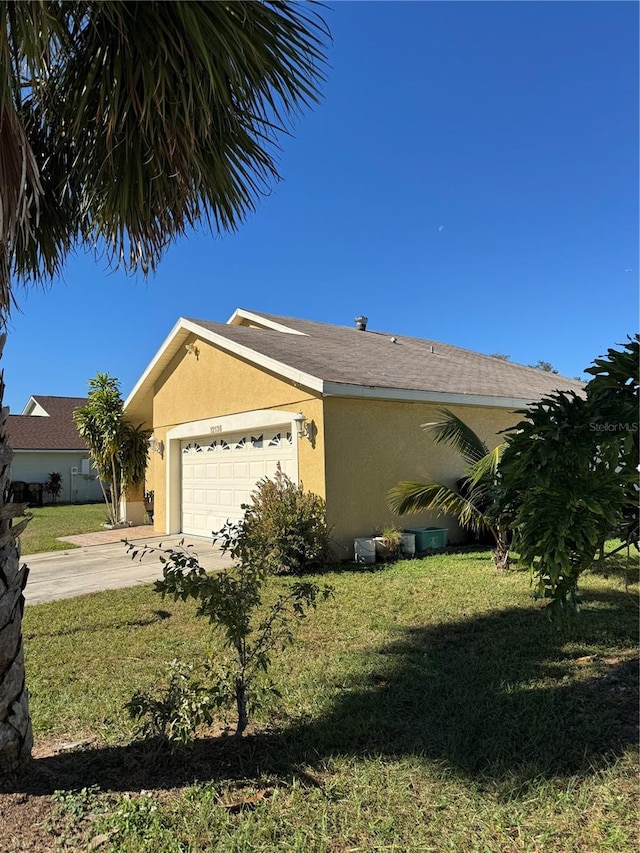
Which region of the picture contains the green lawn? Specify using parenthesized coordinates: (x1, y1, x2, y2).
(20, 547, 639, 852)
(19, 502, 108, 554)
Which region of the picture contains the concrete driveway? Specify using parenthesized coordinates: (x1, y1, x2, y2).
(22, 528, 232, 605)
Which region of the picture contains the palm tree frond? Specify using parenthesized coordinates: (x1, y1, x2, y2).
(1, 0, 330, 304)
(468, 443, 505, 486)
(388, 479, 489, 534)
(423, 409, 488, 466)
(119, 421, 150, 494)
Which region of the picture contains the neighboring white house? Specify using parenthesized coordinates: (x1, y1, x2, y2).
(7, 396, 103, 504)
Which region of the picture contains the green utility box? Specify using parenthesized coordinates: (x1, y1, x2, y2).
(403, 527, 448, 553)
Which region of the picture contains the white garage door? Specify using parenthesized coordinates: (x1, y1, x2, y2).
(181, 429, 295, 536)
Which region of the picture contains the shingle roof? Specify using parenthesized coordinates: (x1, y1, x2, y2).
(7, 396, 89, 451)
(187, 311, 584, 401)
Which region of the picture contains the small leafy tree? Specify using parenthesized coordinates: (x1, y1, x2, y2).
(127, 658, 224, 749)
(528, 360, 559, 374)
(387, 410, 510, 569)
(43, 472, 63, 504)
(239, 466, 331, 575)
(74, 374, 149, 526)
(497, 336, 639, 619)
(127, 531, 332, 742)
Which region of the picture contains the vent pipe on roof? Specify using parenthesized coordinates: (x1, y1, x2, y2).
(355, 315, 368, 331)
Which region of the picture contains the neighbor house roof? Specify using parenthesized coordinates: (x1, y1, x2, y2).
(7, 396, 88, 451)
(124, 309, 584, 423)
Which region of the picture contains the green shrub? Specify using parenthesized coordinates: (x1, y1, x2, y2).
(126, 538, 332, 741)
(233, 465, 330, 575)
(127, 658, 225, 748)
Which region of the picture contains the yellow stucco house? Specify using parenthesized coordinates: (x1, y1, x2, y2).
(123, 309, 583, 555)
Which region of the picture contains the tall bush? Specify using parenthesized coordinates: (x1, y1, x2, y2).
(236, 466, 331, 575)
(74, 373, 149, 526)
(43, 472, 63, 504)
(497, 336, 639, 618)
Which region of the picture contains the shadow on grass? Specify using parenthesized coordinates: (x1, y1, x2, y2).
(23, 610, 172, 641)
(14, 588, 638, 796)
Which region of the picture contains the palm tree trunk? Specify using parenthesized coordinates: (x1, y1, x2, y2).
(110, 453, 120, 526)
(492, 527, 511, 571)
(0, 336, 33, 785)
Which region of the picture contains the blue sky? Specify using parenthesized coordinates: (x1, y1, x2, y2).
(4, 1, 638, 412)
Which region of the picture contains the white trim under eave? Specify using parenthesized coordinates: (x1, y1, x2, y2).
(124, 316, 189, 410)
(124, 314, 543, 416)
(124, 317, 323, 415)
(321, 382, 536, 409)
(181, 319, 323, 393)
(182, 321, 546, 408)
(227, 308, 307, 335)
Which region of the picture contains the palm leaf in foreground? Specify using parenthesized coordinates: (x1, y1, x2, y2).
(0, 0, 329, 782)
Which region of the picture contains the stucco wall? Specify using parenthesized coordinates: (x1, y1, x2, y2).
(142, 332, 524, 553)
(10, 452, 102, 503)
(322, 397, 518, 552)
(148, 335, 325, 532)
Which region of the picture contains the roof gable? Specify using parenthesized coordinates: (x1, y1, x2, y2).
(8, 396, 89, 451)
(124, 309, 585, 423)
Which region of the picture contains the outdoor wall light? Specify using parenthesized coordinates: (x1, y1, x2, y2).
(148, 435, 164, 457)
(293, 412, 308, 440)
(185, 342, 200, 359)
(293, 412, 315, 443)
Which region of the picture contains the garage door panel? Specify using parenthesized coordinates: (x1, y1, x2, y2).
(218, 490, 234, 507)
(181, 429, 295, 536)
(233, 461, 249, 478)
(248, 461, 266, 478)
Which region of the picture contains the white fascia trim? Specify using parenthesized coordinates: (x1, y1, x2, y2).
(227, 308, 308, 335)
(22, 397, 49, 416)
(125, 317, 322, 413)
(322, 382, 535, 409)
(188, 320, 323, 393)
(165, 409, 301, 441)
(125, 315, 534, 413)
(124, 316, 189, 410)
